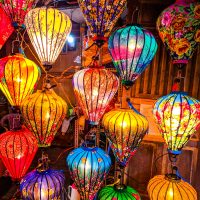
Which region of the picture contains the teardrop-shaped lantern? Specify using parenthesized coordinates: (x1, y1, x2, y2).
(21, 90, 68, 147)
(66, 146, 111, 200)
(147, 174, 197, 200)
(0, 0, 36, 27)
(0, 54, 41, 107)
(20, 169, 65, 199)
(153, 91, 200, 155)
(157, 0, 200, 64)
(108, 25, 158, 86)
(0, 126, 38, 180)
(25, 7, 72, 67)
(97, 184, 141, 200)
(102, 108, 148, 168)
(73, 66, 119, 125)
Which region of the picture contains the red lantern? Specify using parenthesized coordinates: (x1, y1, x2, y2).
(0, 126, 38, 180)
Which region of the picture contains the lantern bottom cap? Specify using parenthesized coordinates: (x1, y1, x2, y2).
(88, 121, 99, 125)
(38, 144, 51, 148)
(168, 149, 182, 155)
(122, 80, 134, 87)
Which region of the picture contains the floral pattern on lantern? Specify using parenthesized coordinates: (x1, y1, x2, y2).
(0, 54, 41, 106)
(66, 146, 111, 200)
(108, 25, 158, 86)
(102, 108, 148, 168)
(153, 91, 200, 154)
(20, 169, 65, 200)
(73, 67, 119, 125)
(0, 126, 38, 180)
(25, 7, 72, 66)
(21, 90, 67, 147)
(97, 185, 141, 200)
(147, 175, 197, 200)
(157, 0, 200, 64)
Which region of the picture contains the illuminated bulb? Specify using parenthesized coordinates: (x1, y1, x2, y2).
(68, 35, 74, 43)
(45, 112, 50, 119)
(172, 107, 181, 115)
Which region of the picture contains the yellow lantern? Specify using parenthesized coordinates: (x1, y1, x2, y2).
(21, 90, 68, 147)
(147, 174, 197, 200)
(0, 54, 41, 107)
(24, 7, 72, 68)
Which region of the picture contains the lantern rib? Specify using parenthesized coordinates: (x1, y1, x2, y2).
(13, 133, 18, 178)
(11, 59, 17, 105)
(45, 8, 49, 63)
(175, 183, 184, 200)
(22, 133, 30, 177)
(20, 59, 28, 103)
(148, 177, 165, 198)
(118, 28, 125, 80)
(83, 151, 89, 199)
(18, 133, 23, 177)
(127, 26, 132, 81)
(90, 70, 94, 122)
(18, 59, 21, 105)
(126, 111, 132, 150)
(179, 181, 196, 200)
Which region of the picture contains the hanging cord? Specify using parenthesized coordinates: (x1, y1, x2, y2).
(153, 153, 168, 174)
(131, 7, 139, 24)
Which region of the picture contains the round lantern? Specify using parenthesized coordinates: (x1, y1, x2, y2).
(102, 108, 148, 168)
(25, 7, 72, 67)
(0, 54, 41, 107)
(0, 0, 36, 27)
(21, 90, 67, 147)
(66, 146, 111, 200)
(20, 169, 65, 199)
(147, 174, 197, 200)
(108, 25, 158, 86)
(73, 66, 119, 125)
(153, 91, 200, 155)
(0, 126, 38, 180)
(157, 0, 200, 64)
(97, 184, 141, 200)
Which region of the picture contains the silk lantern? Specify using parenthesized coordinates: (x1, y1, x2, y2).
(108, 25, 158, 86)
(0, 126, 38, 180)
(66, 146, 111, 200)
(0, 54, 41, 107)
(25, 7, 72, 68)
(21, 90, 67, 147)
(157, 0, 200, 64)
(73, 66, 119, 125)
(153, 91, 200, 155)
(102, 108, 148, 168)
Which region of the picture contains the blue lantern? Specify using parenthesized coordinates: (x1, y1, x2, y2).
(108, 25, 158, 86)
(66, 146, 111, 200)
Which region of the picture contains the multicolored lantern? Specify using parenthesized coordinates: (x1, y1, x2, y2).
(102, 108, 148, 168)
(0, 126, 38, 180)
(0, 0, 36, 27)
(25, 7, 72, 67)
(108, 25, 158, 86)
(0, 54, 41, 107)
(153, 91, 200, 155)
(73, 66, 119, 125)
(20, 169, 65, 199)
(97, 184, 141, 200)
(157, 0, 200, 64)
(66, 146, 111, 200)
(147, 174, 197, 200)
(21, 90, 67, 147)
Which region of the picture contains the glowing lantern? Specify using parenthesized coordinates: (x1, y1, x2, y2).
(0, 0, 36, 27)
(153, 91, 200, 155)
(157, 0, 200, 64)
(66, 146, 111, 200)
(108, 25, 158, 86)
(0, 126, 38, 180)
(97, 184, 141, 200)
(102, 108, 148, 168)
(147, 174, 197, 200)
(73, 66, 119, 125)
(25, 7, 72, 67)
(0, 54, 41, 107)
(78, 0, 126, 46)
(20, 169, 65, 199)
(21, 90, 67, 147)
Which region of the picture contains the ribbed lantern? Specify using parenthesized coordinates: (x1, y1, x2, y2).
(102, 108, 148, 168)
(73, 67, 119, 125)
(147, 174, 197, 200)
(0, 54, 41, 107)
(153, 91, 200, 155)
(0, 126, 38, 180)
(20, 169, 65, 199)
(25, 7, 72, 67)
(157, 0, 200, 64)
(66, 146, 111, 200)
(97, 184, 141, 200)
(108, 25, 158, 86)
(21, 90, 67, 147)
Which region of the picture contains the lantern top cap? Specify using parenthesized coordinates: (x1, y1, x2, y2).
(81, 145, 98, 151)
(165, 173, 181, 182)
(170, 91, 188, 95)
(114, 184, 127, 191)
